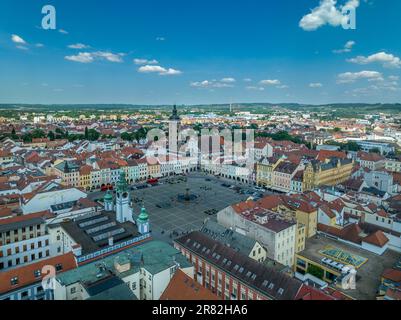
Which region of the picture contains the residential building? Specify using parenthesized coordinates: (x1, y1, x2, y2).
(200, 219, 267, 263)
(217, 204, 297, 267)
(160, 269, 219, 300)
(303, 158, 354, 191)
(0, 211, 55, 271)
(174, 231, 304, 300)
(0, 253, 77, 300)
(54, 241, 193, 301)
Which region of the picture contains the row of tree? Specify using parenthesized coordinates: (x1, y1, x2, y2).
(120, 128, 149, 142)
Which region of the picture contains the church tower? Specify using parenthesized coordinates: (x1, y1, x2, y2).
(115, 171, 133, 223)
(169, 105, 181, 159)
(104, 190, 113, 212)
(137, 206, 150, 235)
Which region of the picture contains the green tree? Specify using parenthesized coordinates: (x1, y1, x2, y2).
(87, 129, 100, 141)
(48, 131, 55, 141)
(31, 129, 46, 139)
(121, 132, 133, 141)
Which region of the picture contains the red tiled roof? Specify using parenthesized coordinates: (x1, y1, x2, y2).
(0, 253, 77, 294)
(0, 210, 53, 226)
(316, 150, 347, 162)
(386, 288, 401, 300)
(296, 285, 336, 300)
(318, 223, 362, 244)
(358, 152, 385, 162)
(160, 270, 220, 300)
(382, 269, 401, 283)
(363, 230, 389, 248)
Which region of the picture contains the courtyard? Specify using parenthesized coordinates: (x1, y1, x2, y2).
(130, 174, 250, 242)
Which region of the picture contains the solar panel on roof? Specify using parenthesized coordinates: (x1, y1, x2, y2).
(75, 211, 102, 222)
(79, 216, 109, 228)
(86, 222, 117, 235)
(93, 228, 125, 242)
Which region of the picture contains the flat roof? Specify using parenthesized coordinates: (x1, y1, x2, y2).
(57, 240, 191, 286)
(60, 211, 140, 255)
(297, 235, 399, 300)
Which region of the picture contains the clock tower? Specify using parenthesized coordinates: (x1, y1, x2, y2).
(115, 171, 133, 223)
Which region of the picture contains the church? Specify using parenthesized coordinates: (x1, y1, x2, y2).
(104, 170, 150, 235)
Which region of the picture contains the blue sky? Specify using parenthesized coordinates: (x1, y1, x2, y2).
(0, 0, 400, 105)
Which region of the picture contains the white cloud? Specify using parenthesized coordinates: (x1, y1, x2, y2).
(65, 52, 94, 63)
(246, 86, 265, 91)
(333, 40, 355, 53)
(94, 51, 124, 63)
(156, 37, 166, 41)
(190, 79, 234, 88)
(35, 43, 44, 48)
(134, 58, 159, 65)
(65, 51, 124, 64)
(243, 78, 252, 82)
(259, 79, 281, 86)
(138, 65, 182, 76)
(389, 76, 400, 81)
(220, 78, 236, 83)
(68, 43, 90, 49)
(11, 34, 26, 44)
(16, 45, 29, 51)
(337, 70, 383, 83)
(347, 52, 401, 69)
(309, 82, 323, 88)
(59, 29, 69, 34)
(299, 0, 360, 31)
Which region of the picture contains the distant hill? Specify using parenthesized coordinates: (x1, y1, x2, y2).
(0, 103, 400, 113)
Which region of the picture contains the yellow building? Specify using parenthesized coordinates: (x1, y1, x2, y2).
(0, 150, 13, 165)
(79, 165, 92, 191)
(303, 158, 354, 191)
(277, 198, 318, 239)
(52, 161, 81, 188)
(296, 223, 306, 254)
(256, 157, 283, 188)
(147, 158, 161, 178)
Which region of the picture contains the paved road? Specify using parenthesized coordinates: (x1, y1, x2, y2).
(87, 172, 280, 243)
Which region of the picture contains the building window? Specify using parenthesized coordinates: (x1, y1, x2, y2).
(10, 277, 19, 286)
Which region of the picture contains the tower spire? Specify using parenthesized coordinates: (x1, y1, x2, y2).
(169, 105, 181, 121)
(137, 204, 150, 235)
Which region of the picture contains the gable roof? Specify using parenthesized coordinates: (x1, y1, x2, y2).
(160, 269, 219, 300)
(0, 253, 77, 295)
(175, 231, 303, 300)
(363, 230, 389, 248)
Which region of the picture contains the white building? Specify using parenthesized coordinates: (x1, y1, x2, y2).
(21, 186, 87, 215)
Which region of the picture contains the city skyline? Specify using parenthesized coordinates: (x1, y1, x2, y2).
(0, 0, 400, 105)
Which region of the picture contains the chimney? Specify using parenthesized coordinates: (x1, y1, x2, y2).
(108, 236, 114, 246)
